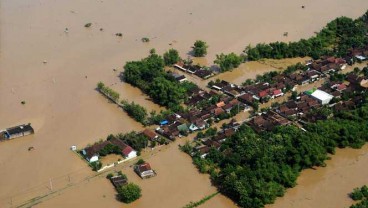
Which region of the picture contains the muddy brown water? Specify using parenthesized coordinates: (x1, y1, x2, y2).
(1, 0, 368, 207)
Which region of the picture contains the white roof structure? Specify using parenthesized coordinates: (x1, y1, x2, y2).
(311, 89, 333, 104)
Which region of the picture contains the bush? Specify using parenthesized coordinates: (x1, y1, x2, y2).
(192, 40, 208, 57)
(163, 49, 180, 66)
(90, 161, 102, 171)
(106, 173, 114, 179)
(117, 183, 142, 203)
(136, 159, 146, 165)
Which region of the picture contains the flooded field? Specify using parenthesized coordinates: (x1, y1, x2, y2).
(1, 0, 368, 207)
(268, 145, 368, 208)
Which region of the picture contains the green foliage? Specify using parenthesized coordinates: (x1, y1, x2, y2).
(349, 185, 368, 208)
(182, 192, 219, 208)
(193, 40, 208, 57)
(136, 159, 146, 165)
(163, 49, 180, 66)
(214, 53, 243, 72)
(244, 12, 368, 60)
(121, 100, 148, 124)
(352, 188, 365, 201)
(106, 173, 114, 179)
(90, 161, 102, 171)
(117, 183, 142, 203)
(180, 141, 193, 154)
(97, 82, 120, 102)
(99, 143, 121, 156)
(116, 132, 149, 154)
(122, 51, 188, 108)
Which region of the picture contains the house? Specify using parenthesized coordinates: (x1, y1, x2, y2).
(238, 93, 254, 105)
(169, 72, 187, 83)
(2, 123, 34, 140)
(272, 89, 284, 98)
(213, 107, 225, 116)
(310, 89, 333, 105)
(110, 175, 128, 188)
(174, 61, 188, 72)
(194, 69, 213, 79)
(142, 129, 158, 141)
(195, 145, 210, 158)
(134, 162, 156, 179)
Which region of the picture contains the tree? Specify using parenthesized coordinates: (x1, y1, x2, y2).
(214, 53, 243, 72)
(117, 183, 142, 203)
(163, 49, 180, 66)
(193, 40, 208, 57)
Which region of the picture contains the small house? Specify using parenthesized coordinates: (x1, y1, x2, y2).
(142, 129, 158, 141)
(134, 162, 156, 179)
(3, 123, 34, 140)
(110, 175, 128, 188)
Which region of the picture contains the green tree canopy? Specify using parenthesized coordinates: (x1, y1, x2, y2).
(193, 40, 208, 57)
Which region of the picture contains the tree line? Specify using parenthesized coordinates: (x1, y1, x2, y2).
(244, 10, 368, 60)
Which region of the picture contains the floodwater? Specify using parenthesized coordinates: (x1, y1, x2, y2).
(268, 145, 368, 208)
(1, 0, 368, 207)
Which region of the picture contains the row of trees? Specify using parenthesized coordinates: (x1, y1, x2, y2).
(189, 102, 368, 208)
(244, 10, 368, 60)
(97, 82, 120, 102)
(107, 133, 148, 155)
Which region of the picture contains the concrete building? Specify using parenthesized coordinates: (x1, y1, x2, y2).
(311, 89, 333, 105)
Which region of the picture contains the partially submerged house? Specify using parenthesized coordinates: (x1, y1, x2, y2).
(110, 175, 128, 188)
(142, 129, 158, 141)
(1, 123, 34, 141)
(134, 162, 156, 179)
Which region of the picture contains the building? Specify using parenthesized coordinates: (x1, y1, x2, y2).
(110, 175, 128, 188)
(310, 89, 333, 105)
(2, 123, 34, 140)
(134, 162, 156, 179)
(142, 129, 158, 141)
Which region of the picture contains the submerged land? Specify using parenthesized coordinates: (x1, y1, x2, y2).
(1, 0, 368, 208)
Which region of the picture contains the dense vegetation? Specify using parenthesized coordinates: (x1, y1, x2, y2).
(214, 53, 244, 72)
(121, 100, 148, 124)
(192, 40, 208, 57)
(108, 133, 148, 155)
(190, 102, 368, 208)
(117, 183, 142, 203)
(244, 10, 368, 60)
(350, 185, 368, 208)
(123, 50, 190, 108)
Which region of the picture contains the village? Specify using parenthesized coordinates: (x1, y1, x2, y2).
(71, 43, 368, 202)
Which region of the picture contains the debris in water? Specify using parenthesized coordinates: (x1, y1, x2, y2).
(141, 37, 150, 42)
(64, 28, 69, 33)
(115, 33, 123, 37)
(28, 146, 35, 151)
(100, 28, 104, 31)
(21, 101, 26, 105)
(84, 23, 92, 28)
(302, 5, 305, 9)
(43, 60, 47, 64)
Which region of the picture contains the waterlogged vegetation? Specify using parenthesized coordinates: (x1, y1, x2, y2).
(97, 82, 120, 102)
(244, 10, 368, 60)
(122, 49, 198, 109)
(117, 183, 142, 203)
(214, 53, 244, 72)
(182, 192, 219, 208)
(350, 185, 368, 208)
(192, 40, 208, 57)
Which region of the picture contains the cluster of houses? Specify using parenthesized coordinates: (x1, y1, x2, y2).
(174, 62, 214, 79)
(308, 56, 347, 74)
(155, 86, 245, 140)
(347, 46, 368, 62)
(249, 72, 368, 131)
(194, 119, 240, 158)
(0, 123, 34, 141)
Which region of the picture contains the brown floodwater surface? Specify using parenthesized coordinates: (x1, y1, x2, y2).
(1, 0, 368, 207)
(268, 145, 368, 208)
